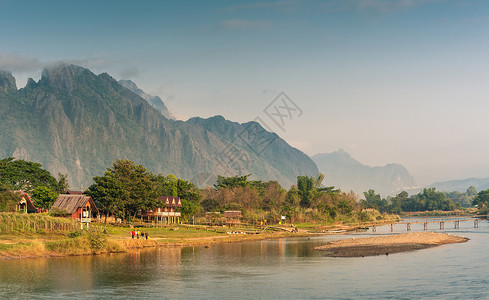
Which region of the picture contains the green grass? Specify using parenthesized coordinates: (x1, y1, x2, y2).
(102, 224, 223, 239)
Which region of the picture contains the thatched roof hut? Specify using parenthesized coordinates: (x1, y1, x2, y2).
(52, 194, 98, 222)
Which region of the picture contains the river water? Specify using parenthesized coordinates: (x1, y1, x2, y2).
(1, 218, 488, 299)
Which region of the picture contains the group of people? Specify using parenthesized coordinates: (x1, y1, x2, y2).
(131, 230, 149, 240)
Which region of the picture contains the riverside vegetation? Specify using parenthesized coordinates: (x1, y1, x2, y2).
(1, 157, 486, 259)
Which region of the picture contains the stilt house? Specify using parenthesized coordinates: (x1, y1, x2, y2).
(142, 196, 182, 225)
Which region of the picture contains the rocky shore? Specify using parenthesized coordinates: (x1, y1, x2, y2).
(314, 232, 469, 257)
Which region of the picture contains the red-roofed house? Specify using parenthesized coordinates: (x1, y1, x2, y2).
(15, 191, 37, 213)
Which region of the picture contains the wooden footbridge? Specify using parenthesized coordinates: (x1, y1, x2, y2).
(371, 216, 486, 232)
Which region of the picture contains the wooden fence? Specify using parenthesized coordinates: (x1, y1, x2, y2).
(0, 212, 77, 234)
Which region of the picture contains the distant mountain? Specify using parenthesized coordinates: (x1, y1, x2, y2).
(0, 64, 318, 189)
(119, 79, 174, 120)
(312, 150, 416, 196)
(425, 177, 489, 193)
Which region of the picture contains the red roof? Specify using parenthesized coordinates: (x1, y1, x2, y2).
(14, 191, 37, 211)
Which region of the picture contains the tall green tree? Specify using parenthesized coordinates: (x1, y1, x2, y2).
(297, 175, 315, 207)
(87, 159, 158, 221)
(31, 186, 58, 210)
(0, 157, 58, 192)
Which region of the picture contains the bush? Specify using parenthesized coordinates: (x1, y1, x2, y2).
(49, 207, 70, 217)
(84, 226, 107, 251)
(68, 230, 82, 238)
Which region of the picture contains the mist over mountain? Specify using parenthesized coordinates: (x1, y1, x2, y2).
(0, 64, 318, 189)
(423, 177, 489, 193)
(119, 79, 174, 120)
(312, 149, 416, 196)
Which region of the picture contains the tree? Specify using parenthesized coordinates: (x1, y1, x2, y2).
(388, 191, 407, 214)
(87, 159, 158, 221)
(0, 157, 58, 192)
(362, 189, 388, 212)
(297, 175, 314, 207)
(31, 186, 58, 210)
(467, 186, 478, 196)
(180, 199, 202, 218)
(214, 174, 250, 189)
(473, 189, 489, 208)
(0, 183, 19, 212)
(56, 173, 69, 193)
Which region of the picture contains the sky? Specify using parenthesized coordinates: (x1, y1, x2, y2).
(1, 0, 489, 186)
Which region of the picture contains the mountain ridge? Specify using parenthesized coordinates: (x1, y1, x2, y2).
(0, 64, 318, 189)
(119, 79, 174, 120)
(312, 150, 416, 196)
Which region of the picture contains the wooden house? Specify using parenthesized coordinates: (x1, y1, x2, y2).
(142, 196, 182, 225)
(51, 194, 99, 228)
(15, 191, 37, 213)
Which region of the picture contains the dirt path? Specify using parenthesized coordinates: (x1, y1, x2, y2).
(314, 232, 469, 257)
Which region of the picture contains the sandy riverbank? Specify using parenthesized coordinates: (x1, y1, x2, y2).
(314, 232, 469, 257)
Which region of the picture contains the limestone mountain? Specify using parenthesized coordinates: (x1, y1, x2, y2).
(119, 79, 174, 120)
(0, 71, 16, 92)
(312, 149, 416, 196)
(0, 64, 318, 189)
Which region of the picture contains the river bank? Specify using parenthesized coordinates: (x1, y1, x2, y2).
(314, 232, 469, 257)
(0, 226, 339, 260)
(0, 216, 400, 260)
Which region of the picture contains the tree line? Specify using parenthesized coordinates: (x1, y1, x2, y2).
(362, 185, 486, 214)
(2, 157, 488, 222)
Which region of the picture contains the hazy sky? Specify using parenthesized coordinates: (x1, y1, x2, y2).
(1, 0, 489, 185)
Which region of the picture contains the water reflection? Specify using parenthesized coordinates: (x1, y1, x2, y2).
(1, 220, 488, 299)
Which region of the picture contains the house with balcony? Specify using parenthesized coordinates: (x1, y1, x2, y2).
(142, 196, 182, 225)
(51, 194, 99, 228)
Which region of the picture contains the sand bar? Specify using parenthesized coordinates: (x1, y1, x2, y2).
(314, 232, 469, 257)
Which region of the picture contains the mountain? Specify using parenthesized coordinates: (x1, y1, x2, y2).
(312, 150, 416, 196)
(425, 177, 489, 193)
(119, 79, 174, 120)
(0, 70, 16, 92)
(0, 64, 318, 189)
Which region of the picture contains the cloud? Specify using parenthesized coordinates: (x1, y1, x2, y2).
(119, 67, 139, 79)
(358, 0, 443, 12)
(324, 0, 444, 13)
(224, 0, 301, 12)
(61, 56, 117, 71)
(0, 52, 43, 72)
(220, 18, 271, 30)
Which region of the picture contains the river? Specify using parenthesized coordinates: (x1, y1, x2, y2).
(1, 218, 488, 299)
